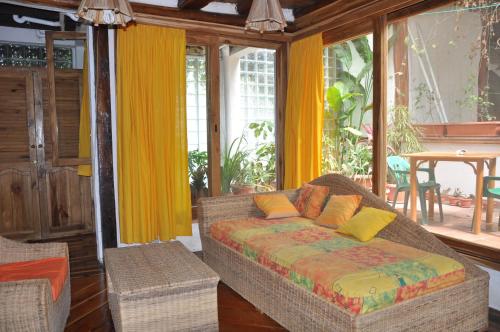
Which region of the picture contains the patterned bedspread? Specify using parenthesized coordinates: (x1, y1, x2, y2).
(210, 217, 465, 314)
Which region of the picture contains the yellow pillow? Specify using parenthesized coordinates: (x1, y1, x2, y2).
(337, 207, 396, 242)
(254, 194, 300, 219)
(314, 195, 362, 229)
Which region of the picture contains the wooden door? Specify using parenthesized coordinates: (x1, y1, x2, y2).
(0, 69, 42, 240)
(39, 70, 94, 238)
(0, 68, 94, 240)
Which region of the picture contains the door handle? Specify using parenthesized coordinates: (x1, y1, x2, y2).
(38, 144, 43, 148)
(31, 144, 36, 148)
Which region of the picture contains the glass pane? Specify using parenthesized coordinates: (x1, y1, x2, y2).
(386, 2, 500, 246)
(186, 46, 209, 206)
(220, 45, 277, 195)
(322, 34, 374, 191)
(0, 43, 73, 69)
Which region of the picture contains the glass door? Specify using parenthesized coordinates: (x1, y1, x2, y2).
(219, 45, 277, 195)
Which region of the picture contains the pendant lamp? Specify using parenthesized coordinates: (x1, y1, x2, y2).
(245, 0, 287, 33)
(77, 0, 135, 26)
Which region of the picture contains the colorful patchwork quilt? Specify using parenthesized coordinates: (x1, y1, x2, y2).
(210, 217, 465, 314)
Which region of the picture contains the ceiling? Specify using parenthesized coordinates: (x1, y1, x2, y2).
(190, 0, 335, 18)
(0, 0, 338, 33)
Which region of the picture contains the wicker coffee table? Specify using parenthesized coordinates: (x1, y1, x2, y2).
(104, 241, 220, 332)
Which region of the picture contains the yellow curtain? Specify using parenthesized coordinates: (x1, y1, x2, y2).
(117, 24, 192, 243)
(284, 34, 324, 189)
(77, 46, 91, 176)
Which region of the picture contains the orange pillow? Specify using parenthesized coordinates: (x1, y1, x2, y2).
(294, 183, 330, 219)
(314, 195, 362, 229)
(0, 257, 68, 301)
(254, 194, 300, 219)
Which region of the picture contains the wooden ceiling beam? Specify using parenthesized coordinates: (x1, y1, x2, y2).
(292, 0, 334, 18)
(292, 0, 436, 41)
(132, 3, 247, 26)
(178, 0, 212, 10)
(235, 0, 252, 16)
(16, 0, 249, 27)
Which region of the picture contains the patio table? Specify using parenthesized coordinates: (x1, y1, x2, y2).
(403, 151, 500, 234)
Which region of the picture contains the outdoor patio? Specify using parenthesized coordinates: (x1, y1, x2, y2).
(393, 201, 500, 250)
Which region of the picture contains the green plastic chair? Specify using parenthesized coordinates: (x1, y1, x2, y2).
(479, 176, 500, 227)
(387, 156, 443, 224)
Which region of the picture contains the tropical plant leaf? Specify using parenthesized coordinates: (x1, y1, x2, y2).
(334, 43, 352, 70)
(352, 37, 373, 63)
(343, 127, 364, 136)
(326, 85, 342, 114)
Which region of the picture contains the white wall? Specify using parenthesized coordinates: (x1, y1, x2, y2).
(407, 8, 482, 124)
(480, 265, 500, 310)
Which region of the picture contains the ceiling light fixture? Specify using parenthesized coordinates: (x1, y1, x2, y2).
(77, 0, 135, 26)
(245, 0, 287, 34)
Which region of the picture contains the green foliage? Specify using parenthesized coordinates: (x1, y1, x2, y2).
(246, 121, 276, 191)
(456, 76, 496, 121)
(322, 36, 374, 178)
(387, 105, 424, 155)
(188, 150, 208, 191)
(220, 121, 276, 194)
(339, 140, 372, 179)
(221, 136, 249, 194)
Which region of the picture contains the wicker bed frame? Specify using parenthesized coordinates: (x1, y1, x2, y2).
(198, 174, 489, 332)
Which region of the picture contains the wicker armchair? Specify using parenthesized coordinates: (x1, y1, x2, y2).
(0, 236, 71, 332)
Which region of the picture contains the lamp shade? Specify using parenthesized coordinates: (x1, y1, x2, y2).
(245, 0, 287, 33)
(77, 0, 135, 26)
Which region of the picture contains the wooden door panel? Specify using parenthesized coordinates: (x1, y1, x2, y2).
(0, 73, 31, 163)
(42, 71, 83, 161)
(0, 69, 41, 240)
(0, 167, 40, 238)
(43, 167, 93, 234)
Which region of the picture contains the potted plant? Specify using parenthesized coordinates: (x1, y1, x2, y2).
(247, 121, 276, 193)
(448, 188, 462, 206)
(458, 194, 474, 208)
(188, 149, 208, 203)
(387, 105, 424, 155)
(221, 135, 250, 195)
(440, 188, 451, 205)
(322, 37, 373, 188)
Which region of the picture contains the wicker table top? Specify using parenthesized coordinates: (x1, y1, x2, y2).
(105, 241, 219, 295)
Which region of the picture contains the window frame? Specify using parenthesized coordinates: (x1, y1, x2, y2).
(45, 31, 90, 167)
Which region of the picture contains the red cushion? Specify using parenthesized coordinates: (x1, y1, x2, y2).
(0, 257, 68, 301)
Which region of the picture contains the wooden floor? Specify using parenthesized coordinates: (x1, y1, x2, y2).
(53, 233, 499, 332)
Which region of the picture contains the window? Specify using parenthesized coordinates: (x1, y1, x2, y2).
(186, 47, 207, 153)
(239, 49, 276, 144)
(0, 43, 73, 68)
(386, 1, 499, 249)
(322, 35, 374, 190)
(186, 46, 209, 207)
(220, 45, 277, 195)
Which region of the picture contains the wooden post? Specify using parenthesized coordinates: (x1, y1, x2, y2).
(94, 27, 117, 249)
(473, 160, 484, 234)
(372, 15, 388, 198)
(275, 42, 289, 191)
(409, 157, 418, 221)
(207, 41, 221, 197)
(486, 158, 496, 228)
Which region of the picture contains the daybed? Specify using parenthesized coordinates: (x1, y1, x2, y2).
(0, 236, 71, 332)
(198, 174, 489, 331)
